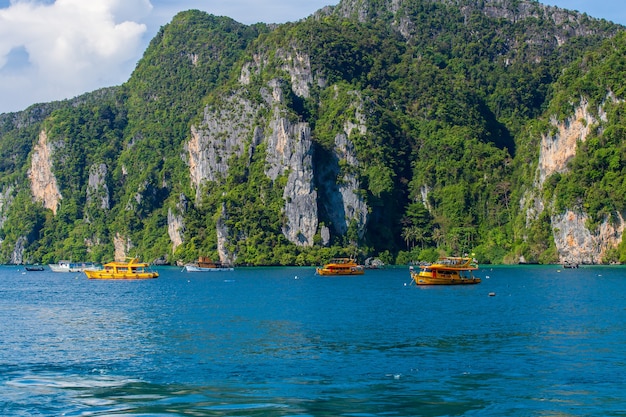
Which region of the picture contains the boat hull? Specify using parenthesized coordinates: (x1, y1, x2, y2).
(411, 272, 481, 285)
(49, 262, 99, 272)
(25, 266, 45, 271)
(84, 257, 158, 280)
(316, 258, 365, 276)
(410, 256, 481, 285)
(85, 270, 158, 279)
(316, 267, 364, 276)
(184, 265, 234, 272)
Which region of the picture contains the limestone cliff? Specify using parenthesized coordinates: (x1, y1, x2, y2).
(186, 45, 322, 249)
(521, 99, 602, 228)
(264, 80, 318, 246)
(537, 99, 605, 186)
(528, 96, 623, 263)
(330, 0, 610, 42)
(0, 186, 13, 257)
(216, 203, 233, 264)
(187, 94, 260, 193)
(114, 233, 132, 261)
(167, 194, 187, 254)
(318, 89, 369, 241)
(552, 210, 624, 264)
(0, 185, 13, 231)
(86, 163, 110, 210)
(28, 130, 62, 215)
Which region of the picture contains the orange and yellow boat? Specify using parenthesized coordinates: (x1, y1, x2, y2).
(410, 256, 480, 285)
(84, 257, 158, 280)
(316, 258, 364, 276)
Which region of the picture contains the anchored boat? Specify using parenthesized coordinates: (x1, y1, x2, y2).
(316, 258, 365, 276)
(183, 257, 234, 272)
(410, 256, 480, 285)
(84, 258, 158, 280)
(49, 260, 99, 273)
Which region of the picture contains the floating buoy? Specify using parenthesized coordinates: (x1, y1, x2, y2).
(488, 292, 496, 297)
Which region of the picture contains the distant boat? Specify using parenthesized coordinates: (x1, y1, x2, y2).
(316, 258, 364, 276)
(364, 257, 385, 269)
(49, 260, 99, 273)
(25, 265, 44, 271)
(563, 262, 579, 269)
(183, 257, 233, 272)
(410, 256, 481, 285)
(85, 258, 158, 280)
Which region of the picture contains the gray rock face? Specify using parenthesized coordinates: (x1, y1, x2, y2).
(216, 203, 233, 264)
(11, 236, 26, 265)
(187, 94, 260, 193)
(184, 45, 370, 250)
(86, 163, 110, 210)
(552, 210, 624, 264)
(266, 119, 317, 246)
(188, 72, 320, 247)
(0, 185, 14, 231)
(168, 193, 187, 254)
(318, 131, 369, 241)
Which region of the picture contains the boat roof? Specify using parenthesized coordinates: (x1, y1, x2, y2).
(103, 257, 149, 267)
(421, 257, 478, 270)
(328, 258, 357, 263)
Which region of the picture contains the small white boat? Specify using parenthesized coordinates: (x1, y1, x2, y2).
(49, 260, 99, 273)
(184, 264, 234, 272)
(183, 257, 233, 272)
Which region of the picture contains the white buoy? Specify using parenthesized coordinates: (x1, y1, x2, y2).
(489, 292, 496, 297)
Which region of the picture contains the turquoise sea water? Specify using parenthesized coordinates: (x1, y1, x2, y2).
(1, 264, 625, 416)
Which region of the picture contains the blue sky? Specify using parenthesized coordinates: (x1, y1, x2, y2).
(0, 0, 623, 114)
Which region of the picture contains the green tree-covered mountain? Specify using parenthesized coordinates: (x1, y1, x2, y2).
(1, 0, 625, 265)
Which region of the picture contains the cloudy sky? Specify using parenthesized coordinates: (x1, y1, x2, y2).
(0, 0, 624, 114)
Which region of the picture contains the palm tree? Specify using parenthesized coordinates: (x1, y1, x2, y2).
(432, 228, 445, 248)
(401, 227, 415, 249)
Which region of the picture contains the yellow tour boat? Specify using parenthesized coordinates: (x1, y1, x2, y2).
(84, 257, 158, 280)
(410, 256, 480, 285)
(316, 258, 365, 276)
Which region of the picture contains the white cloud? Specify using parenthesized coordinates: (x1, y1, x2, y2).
(0, 0, 339, 113)
(0, 0, 151, 113)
